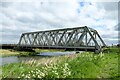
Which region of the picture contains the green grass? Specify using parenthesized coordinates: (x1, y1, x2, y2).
(1, 47, 120, 79)
(68, 52, 118, 78)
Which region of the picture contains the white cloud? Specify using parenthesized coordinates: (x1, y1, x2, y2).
(0, 0, 119, 45)
(1, 0, 120, 2)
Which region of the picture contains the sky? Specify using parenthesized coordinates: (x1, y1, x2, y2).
(0, 0, 119, 46)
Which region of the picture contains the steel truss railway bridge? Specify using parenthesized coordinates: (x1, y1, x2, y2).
(17, 26, 107, 53)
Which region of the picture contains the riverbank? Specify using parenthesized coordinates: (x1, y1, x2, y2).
(0, 49, 19, 57)
(1, 47, 120, 79)
(0, 49, 65, 57)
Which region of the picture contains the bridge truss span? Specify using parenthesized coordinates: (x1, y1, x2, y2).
(18, 26, 107, 52)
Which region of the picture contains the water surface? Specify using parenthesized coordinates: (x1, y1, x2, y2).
(0, 51, 77, 66)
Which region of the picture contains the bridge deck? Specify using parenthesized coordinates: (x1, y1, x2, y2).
(1, 44, 96, 52)
(17, 45, 96, 52)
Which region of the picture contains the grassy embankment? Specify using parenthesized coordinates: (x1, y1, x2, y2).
(0, 47, 120, 79)
(0, 49, 19, 57)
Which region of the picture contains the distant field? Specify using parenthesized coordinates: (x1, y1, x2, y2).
(0, 47, 119, 79)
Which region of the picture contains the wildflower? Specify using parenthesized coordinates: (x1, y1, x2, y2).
(65, 63, 69, 66)
(40, 72, 45, 77)
(33, 74, 35, 77)
(21, 74, 25, 77)
(38, 75, 42, 78)
(99, 52, 104, 58)
(31, 71, 33, 73)
(62, 63, 71, 77)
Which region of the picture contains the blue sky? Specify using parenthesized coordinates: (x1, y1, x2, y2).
(0, 0, 119, 45)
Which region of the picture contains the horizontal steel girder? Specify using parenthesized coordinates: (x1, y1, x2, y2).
(18, 26, 107, 52)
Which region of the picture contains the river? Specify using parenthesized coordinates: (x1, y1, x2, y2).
(0, 51, 77, 66)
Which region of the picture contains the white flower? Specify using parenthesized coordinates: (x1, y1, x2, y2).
(38, 75, 42, 78)
(33, 74, 35, 77)
(21, 74, 25, 77)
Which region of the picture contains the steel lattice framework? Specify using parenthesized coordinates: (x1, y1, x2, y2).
(18, 26, 106, 52)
